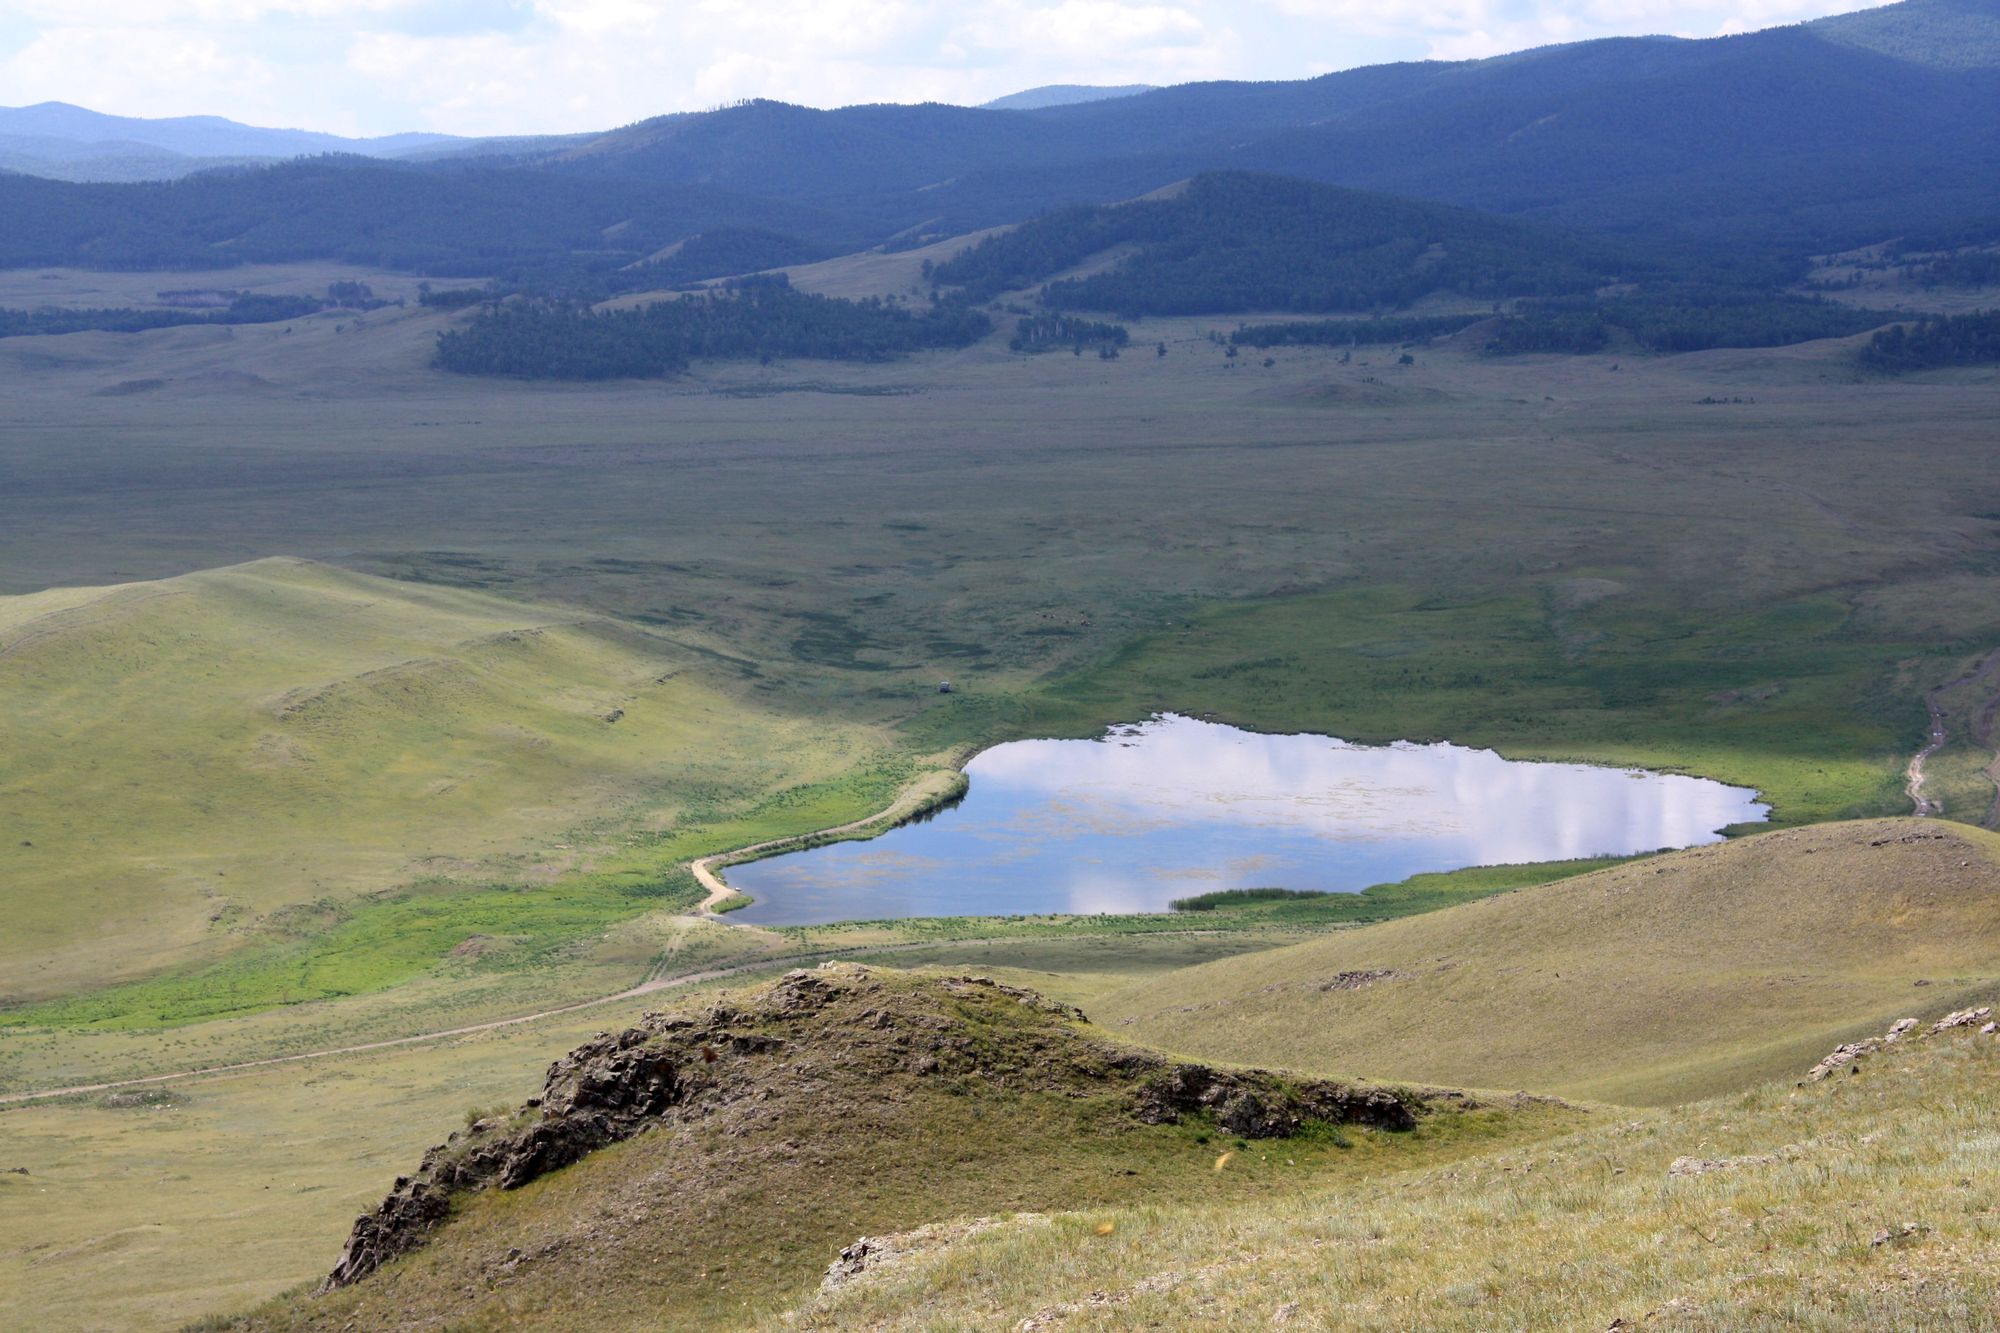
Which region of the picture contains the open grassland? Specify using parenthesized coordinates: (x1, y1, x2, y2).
(1096, 818, 2000, 1106)
(0, 967, 762, 1332)
(793, 1022, 2000, 1332)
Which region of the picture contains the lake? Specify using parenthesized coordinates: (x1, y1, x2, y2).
(724, 714, 1768, 925)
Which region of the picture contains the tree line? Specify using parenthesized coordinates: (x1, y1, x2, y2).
(434, 277, 991, 379)
(0, 292, 325, 339)
(1009, 313, 1129, 353)
(1860, 310, 2000, 372)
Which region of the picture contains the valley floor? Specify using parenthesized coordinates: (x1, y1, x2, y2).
(2, 268, 2000, 1329)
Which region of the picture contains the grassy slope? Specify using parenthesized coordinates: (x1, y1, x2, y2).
(231, 966, 1575, 1333)
(795, 1022, 2000, 1332)
(0, 558, 896, 1006)
(1095, 817, 2000, 1105)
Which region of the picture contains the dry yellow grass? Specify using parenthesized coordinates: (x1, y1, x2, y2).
(791, 1022, 2000, 1331)
(1094, 818, 2000, 1105)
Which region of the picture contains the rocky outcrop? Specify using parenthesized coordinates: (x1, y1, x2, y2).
(321, 964, 1443, 1293)
(819, 1215, 1045, 1295)
(1805, 1005, 1997, 1082)
(1131, 1061, 1419, 1135)
(1925, 1006, 1992, 1036)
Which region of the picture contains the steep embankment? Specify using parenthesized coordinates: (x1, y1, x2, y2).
(1095, 818, 2000, 1105)
(238, 965, 1547, 1332)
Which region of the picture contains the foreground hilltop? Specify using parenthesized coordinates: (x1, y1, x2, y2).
(235, 966, 1531, 1331)
(1098, 818, 2000, 1105)
(793, 1012, 2000, 1330)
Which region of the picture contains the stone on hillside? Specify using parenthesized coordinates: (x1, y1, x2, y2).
(1925, 1006, 1992, 1036)
(1806, 1039, 1879, 1081)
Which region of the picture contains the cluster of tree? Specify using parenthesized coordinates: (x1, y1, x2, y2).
(418, 285, 491, 309)
(1008, 313, 1129, 353)
(1859, 310, 2000, 373)
(636, 228, 831, 288)
(1483, 290, 1893, 355)
(1230, 313, 1485, 349)
(326, 280, 391, 310)
(1904, 252, 2000, 289)
(0, 292, 324, 339)
(434, 277, 991, 379)
(932, 173, 1640, 316)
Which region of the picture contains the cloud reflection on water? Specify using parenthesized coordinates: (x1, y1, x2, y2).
(728, 714, 1768, 925)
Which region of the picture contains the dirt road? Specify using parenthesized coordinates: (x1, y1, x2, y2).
(2, 771, 999, 1106)
(1906, 649, 2000, 820)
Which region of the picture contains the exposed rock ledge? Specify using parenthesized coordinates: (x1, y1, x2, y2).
(323, 963, 1444, 1292)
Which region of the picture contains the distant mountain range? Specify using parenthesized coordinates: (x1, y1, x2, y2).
(0, 102, 469, 182)
(980, 84, 1156, 111)
(1, 0, 1997, 279)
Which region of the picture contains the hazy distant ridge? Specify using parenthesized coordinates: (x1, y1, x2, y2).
(980, 84, 1156, 111)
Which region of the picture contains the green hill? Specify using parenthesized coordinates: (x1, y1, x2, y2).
(1094, 818, 2000, 1105)
(0, 558, 874, 1008)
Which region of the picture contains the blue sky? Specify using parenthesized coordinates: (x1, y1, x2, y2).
(0, 0, 1895, 138)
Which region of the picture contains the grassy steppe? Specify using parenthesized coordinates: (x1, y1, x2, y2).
(1097, 817, 2000, 1105)
(0, 558, 906, 1008)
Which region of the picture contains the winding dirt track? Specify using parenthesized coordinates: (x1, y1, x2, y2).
(1907, 649, 2000, 820)
(1, 770, 974, 1108)
(0, 938, 1009, 1107)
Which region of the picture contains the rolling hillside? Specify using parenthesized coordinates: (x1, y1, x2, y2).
(794, 1019, 2000, 1330)
(0, 559, 869, 1006)
(1095, 818, 2000, 1105)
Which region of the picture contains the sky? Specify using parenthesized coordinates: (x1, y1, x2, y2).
(0, 0, 1898, 139)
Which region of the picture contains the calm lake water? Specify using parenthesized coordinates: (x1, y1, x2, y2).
(725, 714, 1768, 925)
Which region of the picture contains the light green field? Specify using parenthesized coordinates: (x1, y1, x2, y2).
(1095, 817, 2000, 1105)
(0, 557, 902, 1005)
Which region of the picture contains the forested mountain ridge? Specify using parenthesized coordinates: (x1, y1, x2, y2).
(931, 172, 1641, 314)
(1814, 0, 2000, 67)
(0, 160, 853, 276)
(526, 0, 2000, 251)
(3, 0, 1999, 283)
